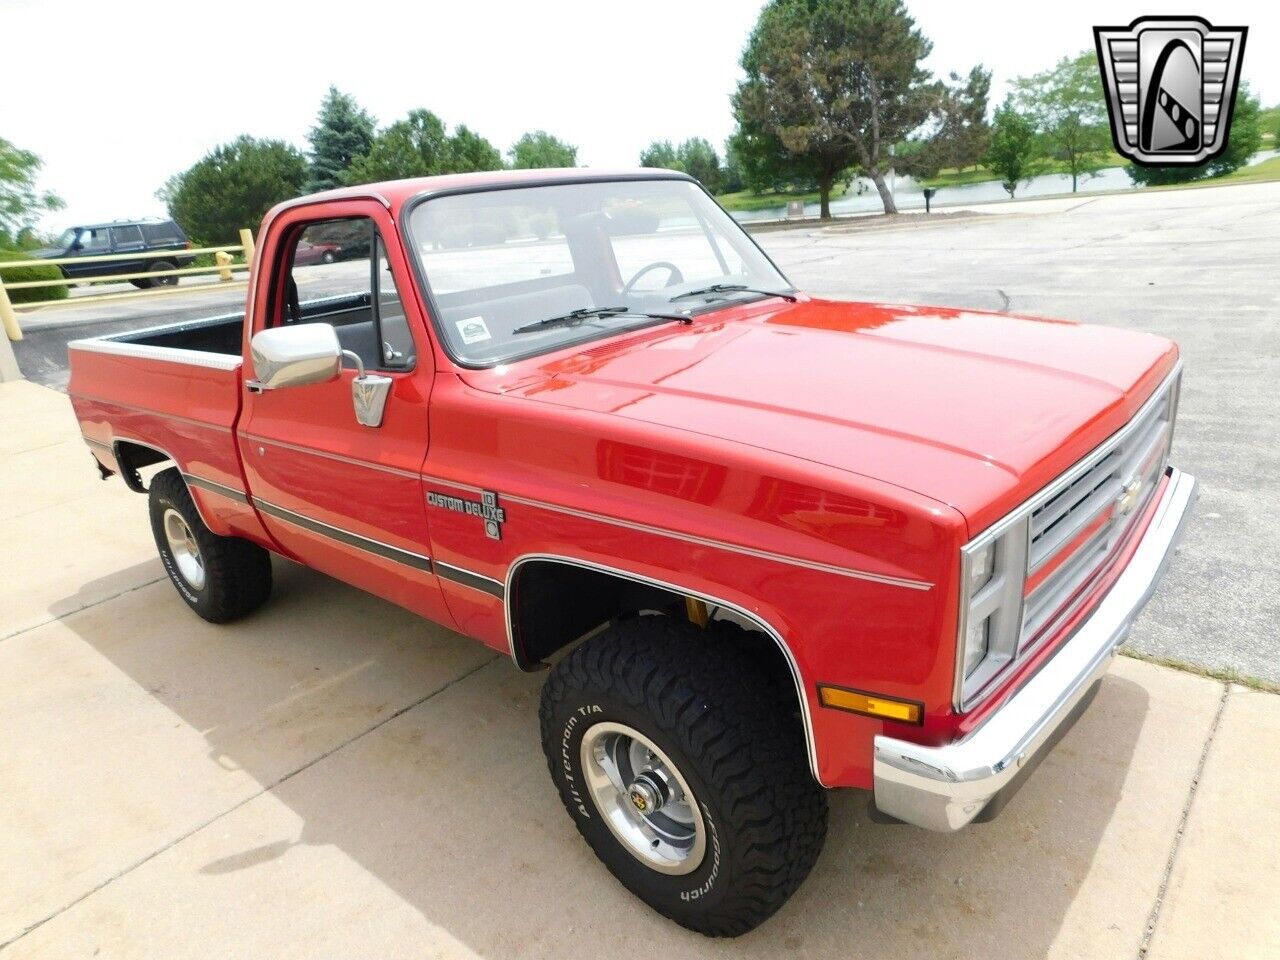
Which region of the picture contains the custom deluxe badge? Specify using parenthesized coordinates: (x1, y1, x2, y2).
(427, 489, 506, 540)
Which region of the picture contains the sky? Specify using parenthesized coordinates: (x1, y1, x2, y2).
(4, 0, 1276, 232)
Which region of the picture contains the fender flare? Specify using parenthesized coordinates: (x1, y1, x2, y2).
(504, 552, 823, 785)
(109, 437, 221, 534)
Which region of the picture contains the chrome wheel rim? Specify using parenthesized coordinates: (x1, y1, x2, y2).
(580, 721, 706, 875)
(162, 509, 205, 590)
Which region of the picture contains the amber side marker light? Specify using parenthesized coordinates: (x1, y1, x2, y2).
(817, 684, 924, 725)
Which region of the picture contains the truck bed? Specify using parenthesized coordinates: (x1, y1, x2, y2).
(120, 311, 244, 355)
(67, 310, 254, 539)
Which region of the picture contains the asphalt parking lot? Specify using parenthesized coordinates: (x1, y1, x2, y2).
(13, 181, 1279, 684)
(762, 183, 1280, 686)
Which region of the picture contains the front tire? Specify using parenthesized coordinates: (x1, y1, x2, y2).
(148, 468, 272, 623)
(540, 616, 827, 936)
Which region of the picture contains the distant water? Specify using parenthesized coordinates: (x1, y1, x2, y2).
(730, 149, 1278, 222)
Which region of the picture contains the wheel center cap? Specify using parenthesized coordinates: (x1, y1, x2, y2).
(627, 771, 667, 814)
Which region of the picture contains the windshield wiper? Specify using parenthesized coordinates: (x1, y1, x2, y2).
(669, 283, 797, 304)
(513, 305, 692, 335)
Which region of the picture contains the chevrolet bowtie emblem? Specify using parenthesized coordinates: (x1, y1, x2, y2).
(1117, 478, 1145, 516)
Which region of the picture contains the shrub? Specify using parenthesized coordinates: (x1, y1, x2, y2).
(0, 252, 69, 304)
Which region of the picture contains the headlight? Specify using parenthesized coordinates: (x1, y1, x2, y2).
(963, 616, 990, 678)
(968, 542, 995, 595)
(955, 520, 1029, 709)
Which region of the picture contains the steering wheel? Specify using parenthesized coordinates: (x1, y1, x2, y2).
(622, 261, 684, 294)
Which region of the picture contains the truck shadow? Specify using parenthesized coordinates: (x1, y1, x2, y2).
(55, 558, 1148, 959)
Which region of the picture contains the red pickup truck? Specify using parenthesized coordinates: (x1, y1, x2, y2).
(69, 169, 1196, 936)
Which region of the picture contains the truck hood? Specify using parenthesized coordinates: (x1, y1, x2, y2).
(466, 299, 1177, 533)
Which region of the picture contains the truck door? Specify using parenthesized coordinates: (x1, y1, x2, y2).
(238, 201, 452, 627)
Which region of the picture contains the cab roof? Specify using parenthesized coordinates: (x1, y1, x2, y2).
(272, 167, 696, 217)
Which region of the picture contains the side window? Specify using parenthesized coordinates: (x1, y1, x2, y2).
(111, 225, 144, 248)
(281, 217, 415, 372)
(78, 227, 110, 252)
(141, 222, 179, 244)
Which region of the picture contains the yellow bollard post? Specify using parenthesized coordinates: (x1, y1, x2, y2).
(0, 281, 23, 342)
(684, 596, 710, 627)
(238, 228, 256, 269)
(215, 250, 233, 281)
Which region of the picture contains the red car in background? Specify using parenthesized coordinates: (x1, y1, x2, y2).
(291, 239, 340, 265)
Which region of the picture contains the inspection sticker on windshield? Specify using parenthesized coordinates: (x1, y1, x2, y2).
(456, 316, 491, 345)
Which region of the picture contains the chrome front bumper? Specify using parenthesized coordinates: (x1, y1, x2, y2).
(873, 467, 1198, 832)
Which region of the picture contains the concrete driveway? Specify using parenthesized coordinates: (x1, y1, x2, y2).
(2, 378, 1277, 958)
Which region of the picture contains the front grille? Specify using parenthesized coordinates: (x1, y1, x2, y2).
(1019, 373, 1179, 652)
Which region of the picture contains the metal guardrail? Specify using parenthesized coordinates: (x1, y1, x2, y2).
(0, 228, 255, 341)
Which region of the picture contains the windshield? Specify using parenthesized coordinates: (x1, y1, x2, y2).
(406, 178, 792, 365)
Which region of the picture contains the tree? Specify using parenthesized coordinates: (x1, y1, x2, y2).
(163, 136, 307, 243)
(735, 0, 943, 216)
(344, 111, 503, 184)
(1012, 51, 1109, 192)
(0, 137, 62, 246)
(676, 137, 723, 192)
(509, 131, 577, 169)
(726, 122, 833, 196)
(895, 66, 991, 180)
(446, 124, 503, 174)
(938, 66, 992, 171)
(305, 86, 376, 194)
(720, 136, 746, 193)
(985, 97, 1042, 198)
(1127, 83, 1264, 186)
(344, 110, 450, 184)
(639, 138, 725, 192)
(639, 140, 679, 169)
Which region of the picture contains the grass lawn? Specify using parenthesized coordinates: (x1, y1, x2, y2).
(715, 183, 854, 212)
(714, 142, 1280, 212)
(921, 151, 1128, 188)
(1152, 154, 1280, 189)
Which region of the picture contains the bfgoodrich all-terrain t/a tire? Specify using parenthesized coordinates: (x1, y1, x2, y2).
(539, 616, 828, 936)
(148, 468, 272, 623)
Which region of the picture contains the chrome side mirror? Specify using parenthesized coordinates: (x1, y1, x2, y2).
(247, 322, 391, 428)
(247, 324, 343, 391)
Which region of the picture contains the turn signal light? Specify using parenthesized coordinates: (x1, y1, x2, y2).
(817, 685, 923, 725)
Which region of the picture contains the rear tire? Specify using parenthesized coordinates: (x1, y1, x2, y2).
(540, 616, 827, 936)
(148, 468, 272, 623)
(143, 259, 179, 288)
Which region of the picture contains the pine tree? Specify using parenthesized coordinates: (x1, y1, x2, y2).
(306, 86, 376, 194)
